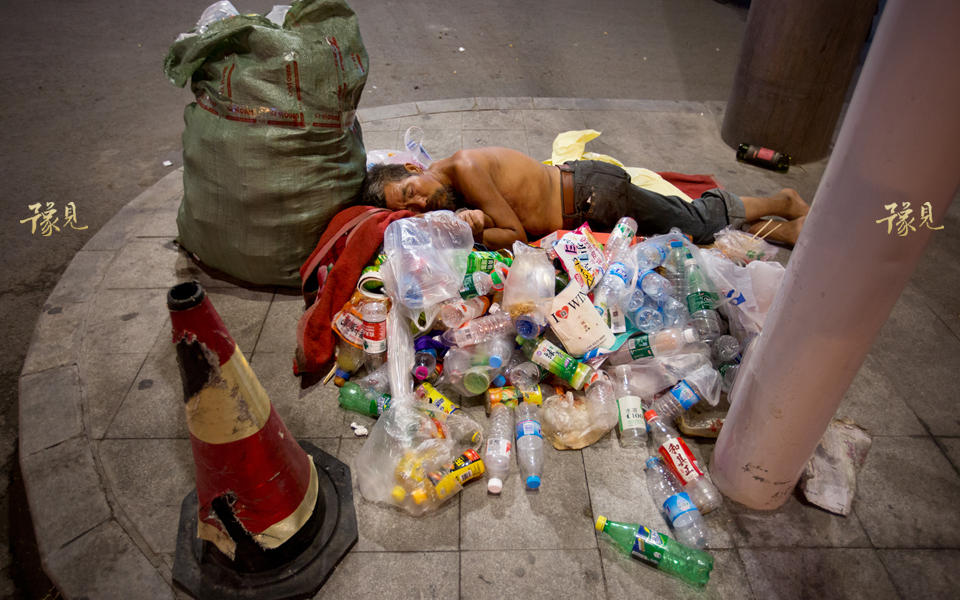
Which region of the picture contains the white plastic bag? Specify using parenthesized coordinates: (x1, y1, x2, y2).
(699, 249, 785, 339)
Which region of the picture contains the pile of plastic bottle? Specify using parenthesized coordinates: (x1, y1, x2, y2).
(329, 210, 767, 586)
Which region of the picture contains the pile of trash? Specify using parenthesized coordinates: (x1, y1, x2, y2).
(329, 210, 785, 586)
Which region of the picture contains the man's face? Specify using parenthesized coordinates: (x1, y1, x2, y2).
(384, 172, 455, 213)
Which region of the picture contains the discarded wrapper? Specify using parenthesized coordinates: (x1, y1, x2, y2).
(799, 418, 872, 516)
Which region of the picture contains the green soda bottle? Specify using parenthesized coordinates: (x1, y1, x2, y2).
(595, 515, 713, 588)
(516, 336, 593, 390)
(338, 382, 391, 417)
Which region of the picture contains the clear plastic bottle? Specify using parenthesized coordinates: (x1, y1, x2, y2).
(460, 270, 504, 299)
(585, 326, 700, 364)
(441, 312, 515, 346)
(501, 243, 555, 339)
(664, 241, 689, 301)
(604, 216, 638, 261)
(415, 383, 483, 447)
(462, 365, 495, 396)
(353, 362, 390, 394)
(483, 335, 515, 369)
(634, 240, 668, 271)
(684, 258, 725, 343)
(659, 296, 688, 328)
(629, 301, 665, 334)
(651, 364, 721, 421)
(333, 338, 365, 386)
(593, 248, 637, 325)
(338, 382, 392, 418)
(594, 516, 713, 588)
(506, 361, 541, 389)
(516, 336, 594, 390)
(515, 401, 544, 489)
(611, 365, 646, 448)
(440, 296, 491, 329)
(584, 373, 619, 432)
(637, 269, 674, 302)
(412, 348, 440, 383)
(645, 410, 722, 514)
(484, 402, 515, 493)
(645, 457, 708, 549)
(361, 301, 388, 369)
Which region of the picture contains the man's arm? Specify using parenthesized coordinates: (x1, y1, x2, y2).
(450, 154, 527, 249)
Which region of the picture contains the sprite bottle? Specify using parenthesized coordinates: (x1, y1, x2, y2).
(594, 515, 713, 588)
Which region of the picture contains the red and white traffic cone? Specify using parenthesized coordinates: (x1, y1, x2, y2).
(168, 281, 356, 599)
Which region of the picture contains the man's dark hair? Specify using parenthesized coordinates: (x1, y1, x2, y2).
(362, 163, 415, 208)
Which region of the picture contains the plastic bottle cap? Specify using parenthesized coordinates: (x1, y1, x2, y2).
(413, 366, 430, 380)
(515, 316, 541, 339)
(487, 478, 503, 494)
(391, 486, 407, 503)
(643, 409, 658, 422)
(525, 475, 541, 489)
(489, 355, 504, 368)
(334, 368, 351, 381)
(645, 456, 660, 469)
(491, 374, 507, 387)
(595, 515, 607, 531)
(411, 488, 428, 505)
(670, 241, 683, 248)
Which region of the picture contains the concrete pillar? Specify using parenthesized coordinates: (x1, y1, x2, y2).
(710, 0, 960, 510)
(721, 0, 878, 162)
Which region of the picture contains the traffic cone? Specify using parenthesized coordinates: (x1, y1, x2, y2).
(168, 281, 356, 599)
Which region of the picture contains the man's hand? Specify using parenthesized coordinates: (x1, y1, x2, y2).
(457, 209, 486, 238)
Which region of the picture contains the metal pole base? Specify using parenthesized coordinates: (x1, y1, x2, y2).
(172, 442, 358, 599)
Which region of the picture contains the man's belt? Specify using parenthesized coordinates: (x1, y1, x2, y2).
(559, 166, 578, 230)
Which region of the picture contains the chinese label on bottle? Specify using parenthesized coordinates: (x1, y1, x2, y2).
(659, 438, 704, 484)
(632, 526, 668, 566)
(617, 395, 645, 430)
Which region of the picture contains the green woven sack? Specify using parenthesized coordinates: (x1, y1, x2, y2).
(163, 0, 368, 287)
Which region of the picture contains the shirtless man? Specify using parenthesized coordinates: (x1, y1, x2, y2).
(361, 147, 808, 250)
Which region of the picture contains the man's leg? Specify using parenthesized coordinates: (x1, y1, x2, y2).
(740, 188, 809, 221)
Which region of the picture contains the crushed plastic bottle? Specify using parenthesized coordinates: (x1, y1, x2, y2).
(440, 296, 491, 329)
(515, 401, 544, 489)
(711, 335, 742, 393)
(484, 403, 514, 493)
(593, 247, 637, 331)
(646, 410, 722, 514)
(645, 457, 708, 549)
(584, 372, 618, 433)
(585, 327, 700, 364)
(441, 312, 515, 347)
(338, 382, 392, 418)
(333, 338, 365, 386)
(629, 300, 665, 334)
(412, 348, 440, 383)
(650, 364, 722, 421)
(637, 269, 673, 302)
(603, 217, 638, 261)
(634, 239, 668, 271)
(353, 362, 390, 394)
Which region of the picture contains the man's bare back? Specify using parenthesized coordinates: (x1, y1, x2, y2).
(430, 148, 563, 238)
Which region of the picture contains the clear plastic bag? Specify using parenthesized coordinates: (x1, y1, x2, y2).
(698, 249, 785, 341)
(382, 211, 473, 311)
(365, 127, 434, 170)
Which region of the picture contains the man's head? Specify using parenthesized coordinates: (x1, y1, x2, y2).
(362, 162, 457, 213)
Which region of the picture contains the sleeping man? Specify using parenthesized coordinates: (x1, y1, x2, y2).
(361, 146, 808, 250)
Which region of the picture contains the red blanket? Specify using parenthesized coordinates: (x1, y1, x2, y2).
(294, 207, 413, 374)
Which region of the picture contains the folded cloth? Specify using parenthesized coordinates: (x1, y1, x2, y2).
(657, 171, 721, 202)
(294, 206, 414, 374)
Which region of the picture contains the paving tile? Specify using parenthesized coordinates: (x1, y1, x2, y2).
(356, 102, 419, 122)
(583, 434, 736, 550)
(255, 292, 304, 354)
(97, 439, 193, 557)
(19, 366, 83, 455)
(356, 116, 402, 132)
(462, 109, 525, 130)
(878, 549, 960, 599)
(20, 437, 112, 556)
(360, 129, 399, 152)
(869, 284, 960, 435)
(520, 109, 588, 138)
(417, 97, 478, 113)
(336, 438, 460, 552)
(81, 288, 170, 355)
(739, 548, 899, 600)
(203, 287, 272, 357)
(835, 354, 926, 436)
(460, 444, 595, 551)
(313, 551, 459, 599)
(727, 493, 871, 549)
(47, 249, 115, 304)
(462, 129, 528, 154)
(533, 97, 580, 110)
(600, 544, 752, 599)
(460, 549, 604, 600)
(939, 437, 960, 471)
(855, 436, 960, 548)
(250, 351, 346, 439)
(906, 195, 960, 339)
(417, 128, 463, 159)
(21, 301, 86, 375)
(475, 97, 534, 110)
(106, 349, 188, 439)
(397, 111, 464, 130)
(45, 519, 172, 600)
(100, 238, 195, 290)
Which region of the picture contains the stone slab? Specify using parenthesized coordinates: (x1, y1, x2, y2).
(81, 288, 170, 355)
(312, 551, 459, 599)
(878, 549, 960, 599)
(19, 366, 83, 456)
(739, 548, 900, 600)
(460, 549, 604, 600)
(21, 301, 86, 375)
(835, 354, 926, 436)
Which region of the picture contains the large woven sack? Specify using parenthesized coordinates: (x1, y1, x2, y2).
(163, 0, 368, 286)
